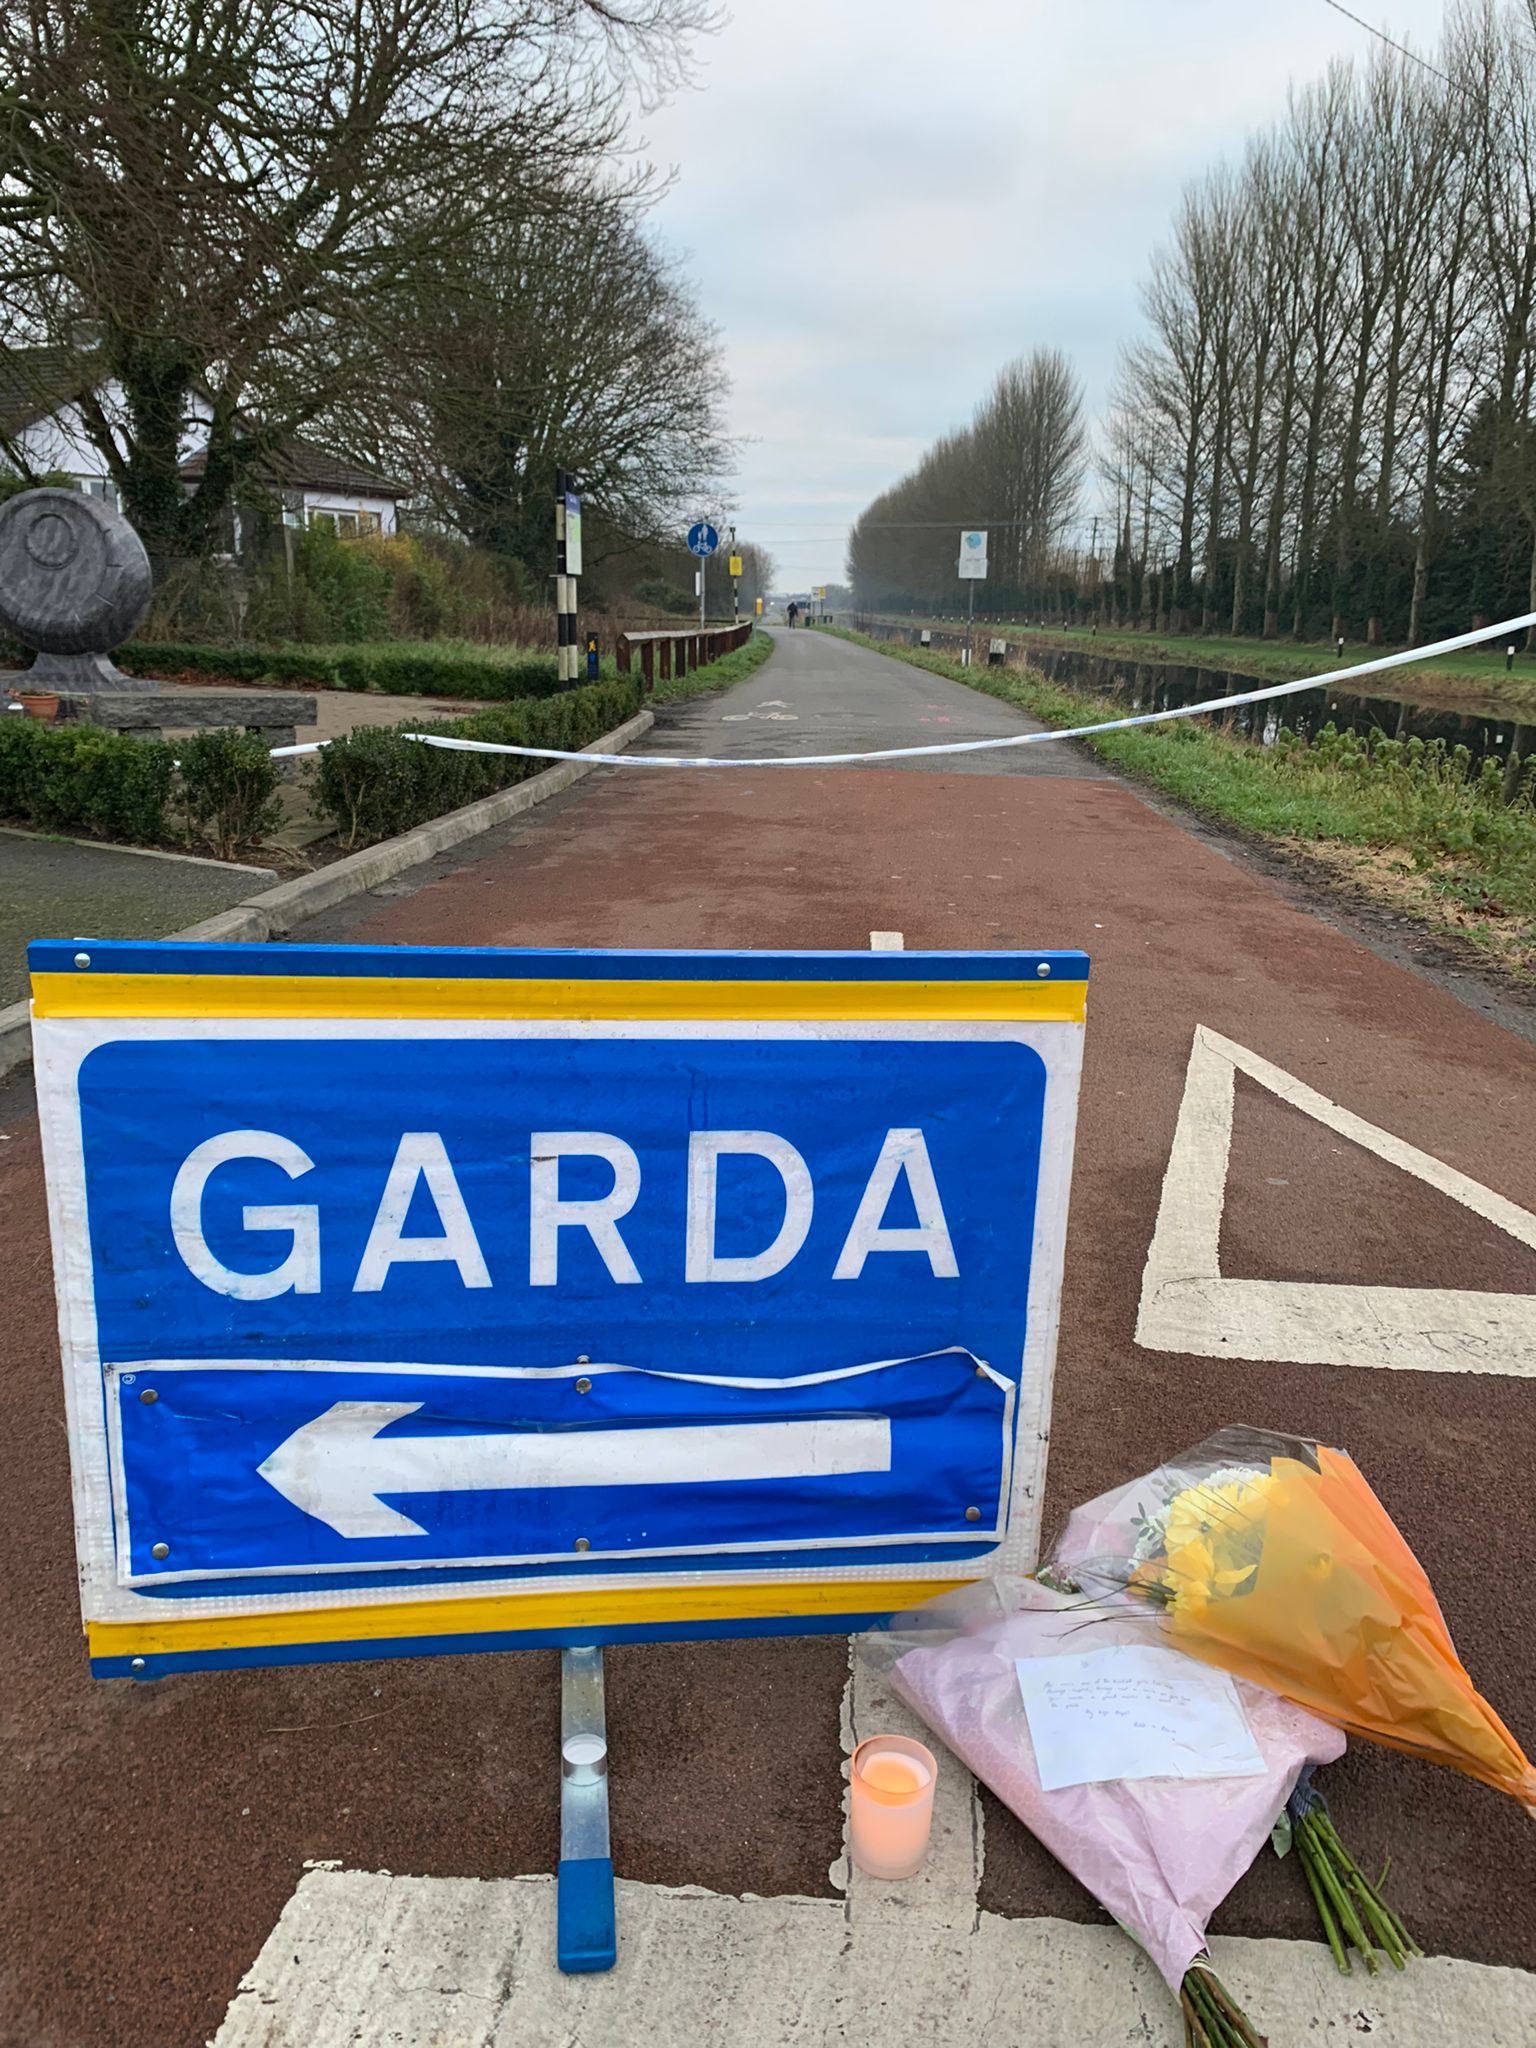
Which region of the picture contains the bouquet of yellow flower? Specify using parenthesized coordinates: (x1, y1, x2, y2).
(1038, 1426, 1535, 1970)
(1040, 1426, 1533, 1807)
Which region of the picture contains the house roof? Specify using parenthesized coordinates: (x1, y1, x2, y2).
(179, 433, 410, 501)
(0, 345, 89, 435)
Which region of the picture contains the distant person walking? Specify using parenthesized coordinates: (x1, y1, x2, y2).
(786, 601, 799, 628)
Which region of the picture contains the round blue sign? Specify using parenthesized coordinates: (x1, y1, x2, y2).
(687, 521, 720, 556)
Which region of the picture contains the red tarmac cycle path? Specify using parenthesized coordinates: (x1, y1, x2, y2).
(2, 627, 1533, 2046)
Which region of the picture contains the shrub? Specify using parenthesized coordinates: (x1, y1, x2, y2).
(0, 718, 175, 842)
(290, 523, 392, 641)
(313, 677, 642, 848)
(177, 729, 283, 859)
(112, 638, 574, 700)
(359, 534, 463, 639)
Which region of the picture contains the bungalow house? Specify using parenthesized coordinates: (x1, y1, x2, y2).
(0, 345, 409, 541)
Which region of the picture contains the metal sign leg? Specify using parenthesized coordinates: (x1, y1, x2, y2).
(557, 1644, 616, 1973)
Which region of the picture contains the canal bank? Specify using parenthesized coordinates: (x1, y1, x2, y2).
(830, 625, 1536, 988)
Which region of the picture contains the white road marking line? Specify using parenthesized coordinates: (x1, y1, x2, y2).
(1136, 1025, 1536, 1374)
(212, 1868, 1536, 2046)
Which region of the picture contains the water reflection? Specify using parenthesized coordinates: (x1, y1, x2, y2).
(1021, 648, 1527, 765)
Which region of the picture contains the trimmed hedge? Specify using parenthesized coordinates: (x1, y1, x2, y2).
(175, 729, 282, 858)
(313, 677, 643, 848)
(0, 720, 280, 853)
(0, 717, 176, 842)
(110, 639, 576, 700)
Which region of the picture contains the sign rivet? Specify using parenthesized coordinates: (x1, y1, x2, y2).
(576, 1354, 590, 1364)
(139, 1388, 158, 1404)
(574, 1536, 591, 1552)
(575, 1377, 592, 1395)
(1036, 962, 1051, 979)
(964, 1506, 981, 1522)
(74, 951, 91, 969)
(151, 1540, 170, 1558)
(130, 1657, 146, 1672)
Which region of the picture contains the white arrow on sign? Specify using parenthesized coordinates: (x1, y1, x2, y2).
(257, 1402, 894, 1540)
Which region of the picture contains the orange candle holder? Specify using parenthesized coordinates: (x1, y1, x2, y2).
(849, 1734, 938, 1880)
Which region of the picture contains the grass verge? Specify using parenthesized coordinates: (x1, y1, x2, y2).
(830, 627, 1536, 982)
(648, 624, 775, 705)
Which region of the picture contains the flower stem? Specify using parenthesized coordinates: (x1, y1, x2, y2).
(1182, 1963, 1267, 2048)
(1314, 1814, 1422, 1961)
(1297, 1831, 1350, 1973)
(1300, 1818, 1379, 1971)
(1294, 1809, 1421, 1972)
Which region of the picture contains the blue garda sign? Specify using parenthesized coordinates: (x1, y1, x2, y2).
(30, 941, 1087, 1677)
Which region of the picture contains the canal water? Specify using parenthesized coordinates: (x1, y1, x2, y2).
(1027, 648, 1536, 763)
(873, 625, 1535, 763)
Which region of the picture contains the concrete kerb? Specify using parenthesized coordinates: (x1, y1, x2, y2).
(0, 706, 656, 1081)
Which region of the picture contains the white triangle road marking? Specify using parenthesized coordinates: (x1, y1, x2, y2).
(1135, 1026, 1536, 1376)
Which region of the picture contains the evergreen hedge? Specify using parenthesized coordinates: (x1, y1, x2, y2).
(0, 718, 177, 842)
(109, 640, 574, 699)
(312, 676, 643, 847)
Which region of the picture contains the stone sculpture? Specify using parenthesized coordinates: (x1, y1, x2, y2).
(0, 486, 154, 694)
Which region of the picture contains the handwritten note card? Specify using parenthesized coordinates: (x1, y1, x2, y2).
(1014, 1643, 1266, 1792)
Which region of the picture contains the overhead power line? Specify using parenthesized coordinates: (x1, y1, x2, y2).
(1320, 0, 1471, 97)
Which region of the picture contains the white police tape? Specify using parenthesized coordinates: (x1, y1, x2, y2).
(268, 611, 1536, 770)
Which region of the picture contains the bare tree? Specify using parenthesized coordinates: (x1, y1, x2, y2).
(397, 184, 731, 575)
(0, 0, 715, 560)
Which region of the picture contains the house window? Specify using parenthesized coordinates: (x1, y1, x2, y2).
(307, 506, 382, 539)
(83, 477, 119, 509)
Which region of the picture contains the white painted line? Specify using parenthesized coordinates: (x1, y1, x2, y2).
(1137, 1026, 1536, 1374)
(212, 1867, 1536, 2047)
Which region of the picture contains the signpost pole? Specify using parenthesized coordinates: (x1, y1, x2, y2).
(554, 468, 582, 685)
(557, 1644, 616, 1973)
(699, 536, 706, 629)
(553, 469, 567, 683)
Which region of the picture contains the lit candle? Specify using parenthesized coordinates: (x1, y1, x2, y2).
(848, 1734, 938, 1881)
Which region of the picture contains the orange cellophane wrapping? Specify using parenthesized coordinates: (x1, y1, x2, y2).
(1163, 1447, 1536, 1807)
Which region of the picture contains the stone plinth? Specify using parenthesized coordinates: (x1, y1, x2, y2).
(60, 689, 316, 743)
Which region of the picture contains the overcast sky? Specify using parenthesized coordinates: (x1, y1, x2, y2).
(637, 0, 1450, 591)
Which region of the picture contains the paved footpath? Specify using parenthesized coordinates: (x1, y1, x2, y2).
(3, 628, 1535, 2046)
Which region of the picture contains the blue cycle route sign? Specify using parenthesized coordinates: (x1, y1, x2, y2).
(686, 521, 719, 556)
(29, 940, 1088, 1678)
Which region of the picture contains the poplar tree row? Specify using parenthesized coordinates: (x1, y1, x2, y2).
(1105, 0, 1536, 645)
